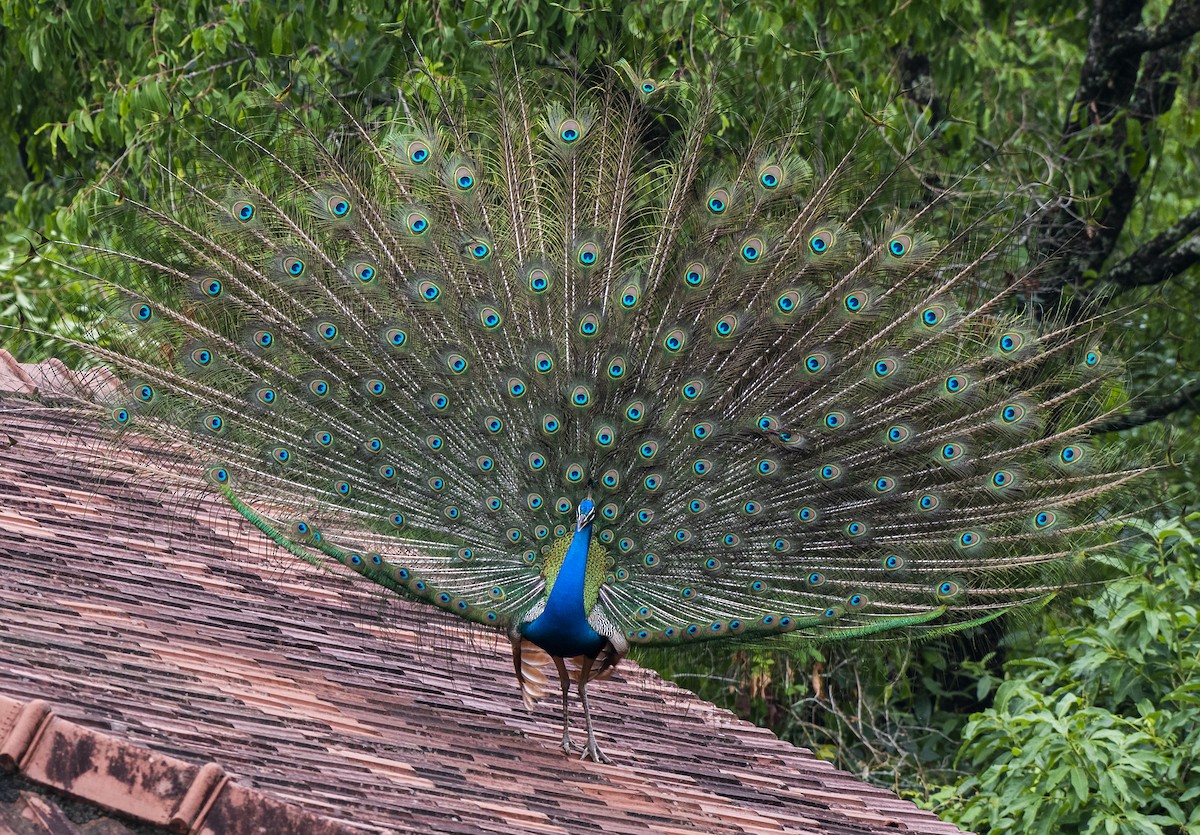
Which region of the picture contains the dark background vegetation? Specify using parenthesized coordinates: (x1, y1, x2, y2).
(2, 1, 1197, 831)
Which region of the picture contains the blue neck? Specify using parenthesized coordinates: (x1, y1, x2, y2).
(520, 523, 605, 657)
(549, 523, 592, 617)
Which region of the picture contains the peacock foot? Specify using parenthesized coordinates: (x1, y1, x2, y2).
(560, 732, 581, 755)
(579, 738, 611, 764)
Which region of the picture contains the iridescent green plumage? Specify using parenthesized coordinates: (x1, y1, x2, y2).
(50, 57, 1146, 763)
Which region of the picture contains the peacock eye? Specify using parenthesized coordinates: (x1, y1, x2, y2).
(684, 262, 707, 288)
(707, 188, 731, 215)
(887, 234, 911, 257)
(454, 166, 475, 190)
(407, 212, 429, 235)
(233, 200, 256, 222)
(809, 230, 832, 253)
(776, 290, 800, 313)
(407, 140, 431, 164)
(804, 353, 828, 373)
(577, 242, 599, 266)
(479, 307, 502, 329)
(741, 236, 764, 263)
(921, 304, 947, 328)
(843, 291, 867, 313)
(558, 119, 582, 143)
(759, 164, 782, 189)
(664, 328, 687, 353)
(328, 195, 351, 217)
(999, 332, 1024, 353)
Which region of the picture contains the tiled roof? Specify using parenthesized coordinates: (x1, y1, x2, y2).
(0, 352, 965, 835)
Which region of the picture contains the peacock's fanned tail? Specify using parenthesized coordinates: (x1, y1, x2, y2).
(61, 61, 1144, 655)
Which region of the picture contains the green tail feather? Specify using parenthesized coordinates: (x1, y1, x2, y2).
(54, 56, 1146, 658)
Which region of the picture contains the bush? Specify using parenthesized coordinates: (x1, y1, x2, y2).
(933, 515, 1200, 834)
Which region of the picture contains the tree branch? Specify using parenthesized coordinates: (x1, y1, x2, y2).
(1096, 205, 1200, 293)
(1034, 0, 1196, 314)
(1117, 0, 1200, 53)
(1096, 379, 1200, 432)
(1085, 33, 1193, 275)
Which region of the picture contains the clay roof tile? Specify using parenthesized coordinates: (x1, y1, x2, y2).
(0, 352, 966, 835)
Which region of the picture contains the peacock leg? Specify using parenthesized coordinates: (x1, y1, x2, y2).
(551, 655, 578, 754)
(576, 654, 611, 764)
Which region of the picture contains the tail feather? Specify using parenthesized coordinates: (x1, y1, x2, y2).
(48, 58, 1148, 654)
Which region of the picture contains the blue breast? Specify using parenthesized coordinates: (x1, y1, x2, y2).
(519, 523, 607, 658)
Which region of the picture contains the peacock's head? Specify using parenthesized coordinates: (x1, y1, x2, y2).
(576, 498, 596, 532)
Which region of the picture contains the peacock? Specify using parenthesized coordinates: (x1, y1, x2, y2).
(43, 56, 1148, 764)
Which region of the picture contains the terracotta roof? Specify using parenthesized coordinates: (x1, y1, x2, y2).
(0, 352, 965, 835)
(1, 769, 172, 835)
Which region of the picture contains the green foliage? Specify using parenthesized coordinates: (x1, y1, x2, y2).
(649, 517, 1200, 833)
(5, 0, 1181, 363)
(646, 635, 990, 795)
(931, 516, 1200, 834)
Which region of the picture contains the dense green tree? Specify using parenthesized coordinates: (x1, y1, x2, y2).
(2, 2, 1197, 831)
